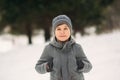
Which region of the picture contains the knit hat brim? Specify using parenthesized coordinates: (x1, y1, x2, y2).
(52, 19, 72, 32)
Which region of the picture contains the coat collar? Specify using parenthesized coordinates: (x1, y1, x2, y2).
(49, 37, 75, 52)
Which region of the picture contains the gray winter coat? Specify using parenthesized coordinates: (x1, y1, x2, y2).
(35, 38, 92, 80)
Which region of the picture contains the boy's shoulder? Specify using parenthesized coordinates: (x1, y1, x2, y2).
(74, 42, 82, 48)
(44, 43, 54, 49)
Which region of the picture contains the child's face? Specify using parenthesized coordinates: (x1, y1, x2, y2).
(55, 24, 71, 42)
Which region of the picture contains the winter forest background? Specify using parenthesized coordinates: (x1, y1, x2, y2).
(0, 0, 120, 80)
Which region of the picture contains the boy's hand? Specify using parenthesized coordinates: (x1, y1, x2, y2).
(76, 59, 84, 70)
(46, 58, 53, 72)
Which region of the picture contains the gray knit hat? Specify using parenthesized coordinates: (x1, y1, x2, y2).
(52, 15, 73, 33)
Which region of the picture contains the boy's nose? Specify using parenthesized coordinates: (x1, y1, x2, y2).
(60, 30, 65, 34)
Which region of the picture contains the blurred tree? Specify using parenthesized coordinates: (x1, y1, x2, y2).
(105, 0, 120, 31)
(70, 0, 114, 35)
(0, 0, 114, 44)
(0, 0, 42, 44)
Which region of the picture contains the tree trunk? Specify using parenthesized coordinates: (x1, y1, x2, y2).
(44, 27, 50, 42)
(25, 22, 32, 44)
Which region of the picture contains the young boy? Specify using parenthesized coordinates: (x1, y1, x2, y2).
(35, 15, 92, 80)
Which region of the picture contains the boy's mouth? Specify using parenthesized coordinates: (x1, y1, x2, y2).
(59, 36, 66, 37)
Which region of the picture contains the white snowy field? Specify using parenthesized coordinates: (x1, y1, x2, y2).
(0, 30, 120, 80)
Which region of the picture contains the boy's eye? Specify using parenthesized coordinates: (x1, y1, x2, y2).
(57, 28, 61, 30)
(64, 28, 68, 30)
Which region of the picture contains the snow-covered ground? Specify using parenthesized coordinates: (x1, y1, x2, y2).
(0, 30, 120, 80)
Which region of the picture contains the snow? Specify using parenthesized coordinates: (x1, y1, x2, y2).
(0, 30, 120, 80)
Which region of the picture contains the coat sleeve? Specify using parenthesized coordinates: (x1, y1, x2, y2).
(75, 44, 92, 73)
(35, 45, 51, 74)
